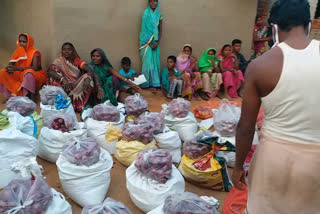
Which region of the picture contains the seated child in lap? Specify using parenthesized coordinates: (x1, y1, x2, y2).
(119, 57, 137, 95)
(161, 56, 183, 98)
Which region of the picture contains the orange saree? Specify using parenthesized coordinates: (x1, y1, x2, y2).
(0, 34, 46, 96)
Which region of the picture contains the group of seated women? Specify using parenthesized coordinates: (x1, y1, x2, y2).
(165, 44, 244, 101)
(0, 34, 244, 112)
(0, 34, 140, 112)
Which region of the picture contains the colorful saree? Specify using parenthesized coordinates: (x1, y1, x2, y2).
(47, 43, 94, 112)
(198, 48, 223, 98)
(0, 34, 46, 98)
(139, 1, 162, 88)
(252, 24, 269, 59)
(176, 45, 203, 100)
(217, 45, 244, 98)
(89, 48, 118, 106)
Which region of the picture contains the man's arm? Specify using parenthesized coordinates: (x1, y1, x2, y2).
(232, 62, 261, 189)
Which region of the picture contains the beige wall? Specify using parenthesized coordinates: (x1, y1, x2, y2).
(1, 0, 257, 72)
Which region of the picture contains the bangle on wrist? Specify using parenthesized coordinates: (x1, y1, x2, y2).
(59, 77, 65, 83)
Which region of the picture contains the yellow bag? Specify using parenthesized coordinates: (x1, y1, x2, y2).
(178, 154, 224, 191)
(114, 140, 157, 167)
(105, 124, 122, 143)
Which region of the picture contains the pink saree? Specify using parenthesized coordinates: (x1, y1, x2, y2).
(218, 47, 244, 98)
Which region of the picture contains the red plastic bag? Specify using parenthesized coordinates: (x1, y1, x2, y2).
(193, 108, 214, 119)
(223, 186, 248, 214)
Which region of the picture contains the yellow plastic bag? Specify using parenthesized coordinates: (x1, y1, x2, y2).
(178, 154, 224, 191)
(115, 140, 157, 166)
(105, 124, 122, 144)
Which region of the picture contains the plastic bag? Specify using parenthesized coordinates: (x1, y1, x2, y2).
(7, 111, 37, 137)
(0, 178, 53, 214)
(163, 192, 218, 214)
(125, 93, 148, 117)
(213, 99, 241, 137)
(46, 188, 72, 214)
(43, 113, 75, 132)
(122, 121, 154, 144)
(223, 186, 248, 214)
(126, 163, 185, 213)
(193, 108, 214, 119)
(139, 112, 165, 134)
(62, 138, 101, 167)
(40, 85, 68, 105)
(6, 96, 36, 116)
(135, 149, 173, 184)
(92, 103, 120, 122)
(168, 98, 191, 118)
(115, 140, 157, 167)
(154, 128, 182, 163)
(57, 149, 113, 207)
(183, 140, 212, 159)
(81, 197, 132, 214)
(38, 123, 87, 163)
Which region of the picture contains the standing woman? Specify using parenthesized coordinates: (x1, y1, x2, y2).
(47, 42, 104, 112)
(0, 34, 46, 101)
(251, 16, 272, 59)
(176, 44, 203, 100)
(139, 0, 163, 90)
(89, 48, 140, 106)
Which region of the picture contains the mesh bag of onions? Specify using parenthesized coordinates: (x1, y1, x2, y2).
(135, 149, 172, 184)
(62, 138, 101, 167)
(168, 98, 191, 118)
(122, 120, 154, 144)
(43, 113, 75, 132)
(81, 197, 132, 214)
(6, 96, 36, 116)
(0, 177, 53, 214)
(139, 112, 165, 134)
(183, 140, 212, 159)
(124, 93, 148, 117)
(163, 192, 217, 214)
(40, 85, 68, 105)
(92, 103, 120, 122)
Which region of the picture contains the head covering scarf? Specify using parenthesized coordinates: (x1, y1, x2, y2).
(217, 44, 234, 70)
(176, 44, 192, 72)
(88, 48, 117, 105)
(139, 0, 162, 46)
(10, 34, 37, 65)
(198, 48, 218, 72)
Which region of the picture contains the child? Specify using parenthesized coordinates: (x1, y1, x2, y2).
(161, 56, 183, 98)
(119, 57, 137, 95)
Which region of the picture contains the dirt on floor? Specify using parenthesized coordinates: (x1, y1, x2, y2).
(0, 89, 240, 214)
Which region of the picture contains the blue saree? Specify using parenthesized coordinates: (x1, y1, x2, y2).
(139, 1, 162, 88)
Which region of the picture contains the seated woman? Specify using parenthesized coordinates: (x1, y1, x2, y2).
(218, 44, 244, 98)
(89, 48, 140, 105)
(176, 44, 203, 100)
(198, 48, 223, 100)
(161, 56, 183, 98)
(47, 42, 104, 112)
(0, 34, 46, 101)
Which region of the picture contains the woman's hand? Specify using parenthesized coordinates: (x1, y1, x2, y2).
(97, 87, 104, 100)
(6, 65, 22, 72)
(232, 167, 246, 190)
(150, 42, 159, 50)
(62, 79, 73, 93)
(83, 77, 92, 92)
(131, 83, 141, 92)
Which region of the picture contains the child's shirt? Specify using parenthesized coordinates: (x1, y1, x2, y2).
(119, 68, 136, 87)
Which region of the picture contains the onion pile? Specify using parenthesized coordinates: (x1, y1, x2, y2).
(125, 93, 148, 117)
(139, 112, 165, 134)
(163, 192, 215, 214)
(40, 85, 68, 105)
(0, 178, 52, 214)
(168, 98, 191, 118)
(214, 120, 238, 137)
(122, 120, 154, 144)
(92, 103, 120, 122)
(62, 138, 101, 167)
(43, 114, 74, 132)
(135, 149, 172, 184)
(183, 140, 211, 159)
(6, 97, 36, 116)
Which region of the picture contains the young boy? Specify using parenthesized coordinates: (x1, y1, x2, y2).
(119, 57, 137, 95)
(161, 56, 183, 98)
